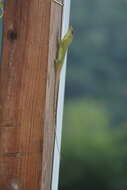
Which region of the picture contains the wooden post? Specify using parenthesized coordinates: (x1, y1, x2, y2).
(0, 0, 71, 190)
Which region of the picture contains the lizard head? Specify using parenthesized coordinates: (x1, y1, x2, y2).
(62, 26, 74, 50)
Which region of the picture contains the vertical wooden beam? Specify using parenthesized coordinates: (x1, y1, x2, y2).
(0, 0, 65, 189)
(41, 1, 63, 189)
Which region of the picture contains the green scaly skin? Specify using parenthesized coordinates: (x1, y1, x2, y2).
(54, 26, 74, 124)
(54, 26, 74, 72)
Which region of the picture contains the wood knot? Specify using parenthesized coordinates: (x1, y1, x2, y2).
(7, 30, 17, 41)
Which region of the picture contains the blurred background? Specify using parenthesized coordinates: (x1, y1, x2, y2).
(59, 0, 127, 189)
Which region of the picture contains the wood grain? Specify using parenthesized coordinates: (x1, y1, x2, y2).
(41, 1, 63, 189)
(0, 0, 63, 189)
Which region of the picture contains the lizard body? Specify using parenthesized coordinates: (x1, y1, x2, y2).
(54, 26, 74, 123)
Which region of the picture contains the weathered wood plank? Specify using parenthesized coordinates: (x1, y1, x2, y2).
(0, 0, 63, 189)
(41, 1, 63, 189)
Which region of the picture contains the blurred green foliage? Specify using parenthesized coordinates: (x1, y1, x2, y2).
(66, 0, 127, 125)
(59, 100, 127, 190)
(59, 0, 127, 189)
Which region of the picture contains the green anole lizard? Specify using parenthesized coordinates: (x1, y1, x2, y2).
(54, 26, 74, 123)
